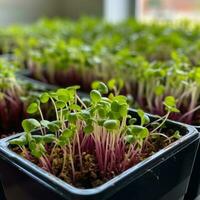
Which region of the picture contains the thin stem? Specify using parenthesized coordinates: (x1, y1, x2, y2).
(179, 103, 200, 121)
(145, 113, 168, 128)
(38, 105, 46, 135)
(150, 132, 171, 142)
(151, 111, 170, 134)
(68, 141, 75, 182)
(60, 147, 67, 175)
(38, 105, 44, 121)
(50, 143, 57, 159)
(76, 128, 83, 170)
(76, 94, 87, 109)
(50, 97, 59, 120)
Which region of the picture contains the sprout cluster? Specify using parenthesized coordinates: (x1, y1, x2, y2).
(0, 59, 52, 135)
(3, 18, 199, 125)
(9, 81, 180, 187)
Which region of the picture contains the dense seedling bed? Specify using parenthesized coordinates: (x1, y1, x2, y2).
(1, 17, 200, 126)
(9, 81, 181, 188)
(0, 58, 54, 137)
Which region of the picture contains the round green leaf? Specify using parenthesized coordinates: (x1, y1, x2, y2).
(27, 103, 38, 114)
(40, 120, 50, 128)
(111, 101, 121, 112)
(69, 104, 81, 111)
(55, 100, 66, 109)
(164, 96, 176, 107)
(92, 81, 108, 94)
(47, 121, 61, 132)
(90, 90, 101, 103)
(42, 134, 55, 143)
(82, 98, 91, 107)
(68, 113, 78, 124)
(9, 135, 27, 146)
(22, 119, 40, 133)
(40, 93, 49, 103)
(103, 119, 120, 130)
(129, 125, 149, 140)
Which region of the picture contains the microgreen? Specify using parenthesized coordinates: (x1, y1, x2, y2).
(5, 18, 200, 126)
(0, 57, 55, 137)
(9, 81, 180, 187)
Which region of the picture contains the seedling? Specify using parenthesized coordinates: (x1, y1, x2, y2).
(9, 81, 180, 188)
(0, 58, 54, 137)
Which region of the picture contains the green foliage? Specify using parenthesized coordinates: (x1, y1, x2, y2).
(2, 17, 199, 127)
(40, 93, 49, 103)
(9, 81, 179, 162)
(125, 125, 149, 144)
(103, 119, 120, 130)
(22, 119, 40, 133)
(9, 135, 28, 146)
(137, 109, 150, 126)
(27, 103, 38, 114)
(58, 128, 75, 146)
(92, 81, 108, 94)
(90, 90, 101, 103)
(163, 96, 180, 113)
(29, 139, 46, 158)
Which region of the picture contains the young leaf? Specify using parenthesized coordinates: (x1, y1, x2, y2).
(154, 85, 165, 96)
(84, 124, 94, 134)
(55, 100, 66, 109)
(103, 119, 120, 130)
(29, 139, 45, 158)
(58, 129, 75, 146)
(92, 81, 108, 94)
(128, 118, 137, 125)
(27, 103, 38, 114)
(9, 135, 27, 146)
(57, 89, 70, 102)
(137, 110, 150, 125)
(111, 101, 121, 112)
(68, 113, 78, 124)
(125, 135, 135, 144)
(137, 109, 145, 126)
(82, 97, 91, 107)
(69, 104, 81, 111)
(163, 96, 180, 113)
(32, 135, 43, 143)
(90, 90, 101, 103)
(127, 125, 149, 140)
(22, 119, 40, 133)
(144, 115, 150, 124)
(40, 93, 49, 103)
(172, 130, 181, 139)
(119, 103, 128, 117)
(47, 121, 61, 132)
(40, 120, 50, 128)
(112, 95, 127, 103)
(42, 134, 55, 143)
(127, 94, 134, 105)
(97, 108, 106, 118)
(108, 78, 124, 90)
(107, 79, 116, 90)
(164, 96, 176, 107)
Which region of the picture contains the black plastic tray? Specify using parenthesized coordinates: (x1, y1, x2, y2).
(16, 74, 88, 99)
(0, 110, 199, 200)
(16, 74, 57, 91)
(184, 125, 200, 200)
(0, 178, 6, 200)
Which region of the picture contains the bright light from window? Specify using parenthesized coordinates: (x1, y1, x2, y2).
(141, 0, 200, 20)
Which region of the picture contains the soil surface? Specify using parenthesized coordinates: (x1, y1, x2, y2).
(10, 127, 178, 189)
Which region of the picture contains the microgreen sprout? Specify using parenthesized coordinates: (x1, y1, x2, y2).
(9, 81, 180, 188)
